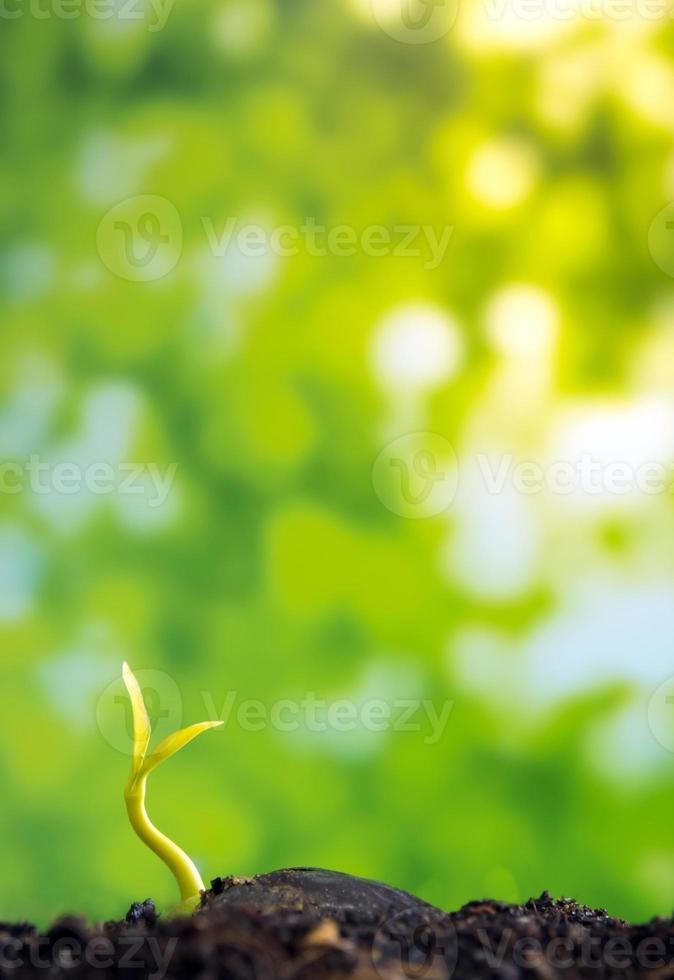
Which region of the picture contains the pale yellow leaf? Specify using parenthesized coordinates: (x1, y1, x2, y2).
(140, 721, 223, 777)
(122, 662, 152, 773)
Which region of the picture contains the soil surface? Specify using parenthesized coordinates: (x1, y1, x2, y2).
(3, 868, 674, 979)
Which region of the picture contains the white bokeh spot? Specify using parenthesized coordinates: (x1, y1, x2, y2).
(371, 303, 463, 393)
(485, 284, 559, 359)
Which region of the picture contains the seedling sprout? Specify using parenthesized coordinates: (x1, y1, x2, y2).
(122, 662, 223, 908)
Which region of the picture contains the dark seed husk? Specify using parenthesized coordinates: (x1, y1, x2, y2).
(200, 866, 440, 926)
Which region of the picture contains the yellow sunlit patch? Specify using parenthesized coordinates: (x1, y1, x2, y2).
(456, 0, 578, 53)
(466, 139, 539, 210)
(348, 0, 402, 25)
(485, 285, 559, 359)
(618, 54, 674, 130)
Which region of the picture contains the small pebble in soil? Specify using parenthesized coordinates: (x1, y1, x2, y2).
(125, 899, 158, 927)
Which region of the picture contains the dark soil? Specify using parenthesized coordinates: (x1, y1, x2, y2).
(3, 868, 674, 979)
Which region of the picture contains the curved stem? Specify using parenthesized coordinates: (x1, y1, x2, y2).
(124, 774, 205, 904)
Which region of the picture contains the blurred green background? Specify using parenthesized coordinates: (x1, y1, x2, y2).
(2, 0, 674, 927)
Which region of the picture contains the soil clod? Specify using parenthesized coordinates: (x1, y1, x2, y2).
(3, 875, 674, 978)
(125, 899, 158, 927)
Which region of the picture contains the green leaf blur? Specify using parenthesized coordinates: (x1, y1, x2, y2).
(0, 0, 673, 926)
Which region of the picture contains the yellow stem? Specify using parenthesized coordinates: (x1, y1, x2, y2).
(124, 774, 205, 905)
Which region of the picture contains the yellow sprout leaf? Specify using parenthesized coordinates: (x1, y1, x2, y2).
(140, 720, 224, 777)
(121, 663, 225, 903)
(122, 662, 152, 774)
